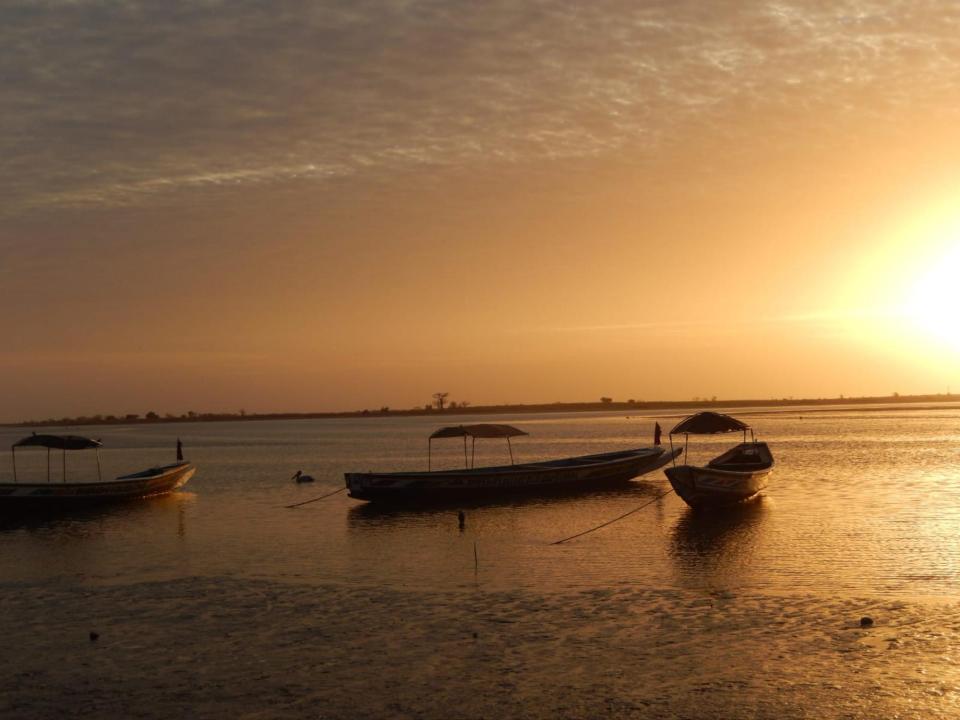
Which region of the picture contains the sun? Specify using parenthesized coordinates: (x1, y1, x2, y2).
(839, 197, 960, 365)
(898, 239, 960, 353)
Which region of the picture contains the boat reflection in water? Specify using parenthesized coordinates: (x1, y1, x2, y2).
(669, 500, 770, 587)
(0, 490, 196, 534)
(346, 480, 670, 530)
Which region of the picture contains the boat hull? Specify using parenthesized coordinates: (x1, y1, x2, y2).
(665, 464, 771, 509)
(0, 462, 195, 505)
(346, 447, 680, 502)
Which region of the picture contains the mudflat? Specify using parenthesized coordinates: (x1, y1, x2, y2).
(2, 576, 956, 719)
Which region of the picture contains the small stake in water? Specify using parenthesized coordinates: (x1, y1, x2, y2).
(458, 510, 466, 530)
(474, 541, 479, 570)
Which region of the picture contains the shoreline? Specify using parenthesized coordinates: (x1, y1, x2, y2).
(6, 393, 960, 428)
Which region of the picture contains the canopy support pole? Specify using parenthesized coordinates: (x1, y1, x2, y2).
(669, 434, 677, 467)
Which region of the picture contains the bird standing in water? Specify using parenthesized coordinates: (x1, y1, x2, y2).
(292, 470, 315, 483)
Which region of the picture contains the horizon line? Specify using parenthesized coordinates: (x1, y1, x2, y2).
(6, 391, 958, 428)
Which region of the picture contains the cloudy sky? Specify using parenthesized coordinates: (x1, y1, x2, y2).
(2, 0, 960, 421)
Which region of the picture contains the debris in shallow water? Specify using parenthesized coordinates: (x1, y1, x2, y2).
(88, 631, 99, 642)
(458, 510, 465, 530)
(860, 616, 874, 627)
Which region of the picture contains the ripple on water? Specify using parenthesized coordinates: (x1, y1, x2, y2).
(1, 406, 960, 598)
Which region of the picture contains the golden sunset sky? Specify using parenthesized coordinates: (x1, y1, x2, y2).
(2, 1, 960, 421)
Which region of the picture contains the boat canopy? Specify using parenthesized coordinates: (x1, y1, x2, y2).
(428, 424, 528, 470)
(12, 434, 102, 451)
(429, 424, 529, 440)
(670, 412, 749, 435)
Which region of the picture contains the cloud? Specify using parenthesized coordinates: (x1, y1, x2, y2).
(2, 0, 959, 215)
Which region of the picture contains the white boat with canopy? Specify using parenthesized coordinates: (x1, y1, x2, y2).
(664, 412, 773, 508)
(1, 433, 195, 505)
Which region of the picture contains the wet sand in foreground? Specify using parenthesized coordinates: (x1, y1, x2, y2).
(3, 577, 959, 719)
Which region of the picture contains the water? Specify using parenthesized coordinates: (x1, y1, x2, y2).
(3, 404, 960, 598)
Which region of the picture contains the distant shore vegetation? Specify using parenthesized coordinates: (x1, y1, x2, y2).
(8, 392, 958, 428)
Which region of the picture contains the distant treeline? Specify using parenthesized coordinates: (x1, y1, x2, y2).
(8, 392, 958, 428)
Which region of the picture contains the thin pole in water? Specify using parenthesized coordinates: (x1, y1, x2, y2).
(474, 540, 479, 570)
(507, 437, 514, 465)
(11, 448, 16, 484)
(62, 448, 66, 483)
(463, 435, 468, 469)
(47, 448, 50, 482)
(96, 448, 102, 482)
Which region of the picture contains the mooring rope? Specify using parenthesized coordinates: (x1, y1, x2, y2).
(284, 486, 347, 508)
(550, 488, 675, 545)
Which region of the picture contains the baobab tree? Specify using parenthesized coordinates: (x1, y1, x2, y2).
(433, 392, 450, 411)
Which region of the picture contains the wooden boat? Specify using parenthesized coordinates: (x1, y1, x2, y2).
(0, 433, 195, 505)
(663, 412, 773, 508)
(345, 423, 681, 502)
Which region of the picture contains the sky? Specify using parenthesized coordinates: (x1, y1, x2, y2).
(2, 0, 960, 422)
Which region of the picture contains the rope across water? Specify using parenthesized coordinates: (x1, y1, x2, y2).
(284, 486, 347, 508)
(550, 488, 675, 545)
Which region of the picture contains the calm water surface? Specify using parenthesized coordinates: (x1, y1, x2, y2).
(2, 405, 960, 598)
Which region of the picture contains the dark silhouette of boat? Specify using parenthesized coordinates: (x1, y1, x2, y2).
(664, 412, 773, 508)
(345, 423, 680, 502)
(0, 433, 195, 505)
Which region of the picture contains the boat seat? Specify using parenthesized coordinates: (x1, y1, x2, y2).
(712, 461, 767, 471)
(709, 454, 764, 469)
